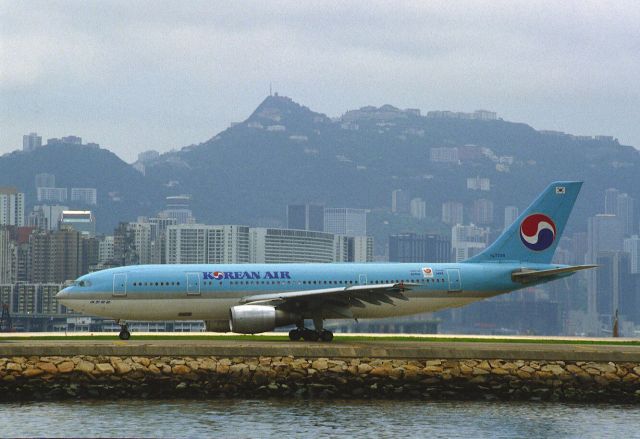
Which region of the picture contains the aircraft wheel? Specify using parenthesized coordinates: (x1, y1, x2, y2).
(319, 330, 334, 342)
(119, 330, 131, 340)
(288, 329, 302, 341)
(302, 329, 319, 342)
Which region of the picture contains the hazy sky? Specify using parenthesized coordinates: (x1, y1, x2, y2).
(1, 1, 639, 162)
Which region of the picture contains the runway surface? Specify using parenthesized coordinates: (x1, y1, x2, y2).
(1, 333, 639, 361)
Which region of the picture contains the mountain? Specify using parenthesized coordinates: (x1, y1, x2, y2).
(0, 144, 163, 230)
(144, 95, 640, 230)
(1, 95, 638, 238)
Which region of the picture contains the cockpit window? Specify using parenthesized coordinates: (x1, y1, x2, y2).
(75, 280, 92, 287)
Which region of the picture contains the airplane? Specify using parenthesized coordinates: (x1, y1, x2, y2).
(56, 181, 595, 342)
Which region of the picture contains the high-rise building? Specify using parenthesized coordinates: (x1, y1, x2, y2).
(587, 214, 625, 260)
(34, 173, 55, 188)
(391, 190, 411, 214)
(467, 177, 491, 191)
(324, 208, 367, 236)
(596, 252, 634, 324)
(504, 206, 519, 230)
(451, 224, 489, 262)
(159, 195, 194, 224)
(286, 204, 324, 231)
(570, 232, 588, 266)
(37, 187, 68, 203)
(165, 224, 250, 264)
(141, 216, 178, 263)
(23, 132, 42, 152)
(334, 235, 374, 262)
(60, 211, 96, 236)
(71, 188, 97, 206)
(409, 198, 426, 220)
(604, 188, 635, 235)
(98, 236, 115, 265)
(604, 188, 620, 214)
(27, 205, 68, 230)
(442, 201, 464, 226)
(389, 233, 451, 263)
(120, 222, 152, 265)
(27, 208, 47, 230)
(0, 188, 25, 227)
(616, 193, 635, 235)
(29, 228, 85, 283)
(586, 214, 625, 322)
(471, 199, 494, 225)
(0, 226, 16, 283)
(250, 228, 335, 263)
(624, 235, 640, 274)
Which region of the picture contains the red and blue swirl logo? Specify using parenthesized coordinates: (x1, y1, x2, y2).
(213, 271, 224, 280)
(520, 214, 556, 251)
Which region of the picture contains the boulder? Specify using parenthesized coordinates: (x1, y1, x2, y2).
(114, 362, 132, 375)
(95, 363, 115, 374)
(75, 361, 95, 373)
(57, 362, 75, 373)
(36, 362, 58, 375)
(6, 363, 22, 372)
(23, 367, 44, 377)
(172, 365, 192, 375)
(312, 359, 328, 371)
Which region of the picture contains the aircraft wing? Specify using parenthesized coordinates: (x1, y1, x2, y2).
(240, 283, 415, 318)
(512, 265, 597, 284)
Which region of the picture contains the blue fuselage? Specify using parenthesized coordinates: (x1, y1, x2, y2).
(56, 261, 565, 322)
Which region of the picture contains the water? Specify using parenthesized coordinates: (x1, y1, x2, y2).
(2, 399, 640, 438)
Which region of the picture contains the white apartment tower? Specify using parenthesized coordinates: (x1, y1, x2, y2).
(0, 188, 25, 227)
(165, 224, 250, 264)
(451, 224, 489, 262)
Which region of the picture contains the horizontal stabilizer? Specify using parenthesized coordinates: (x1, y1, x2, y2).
(512, 265, 597, 284)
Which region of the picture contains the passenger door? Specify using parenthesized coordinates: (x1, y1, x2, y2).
(447, 269, 462, 292)
(186, 272, 201, 296)
(113, 273, 127, 297)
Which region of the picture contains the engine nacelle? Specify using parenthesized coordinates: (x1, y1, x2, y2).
(229, 305, 298, 334)
(204, 319, 231, 332)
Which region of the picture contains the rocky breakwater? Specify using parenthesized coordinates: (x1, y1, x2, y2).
(2, 355, 640, 402)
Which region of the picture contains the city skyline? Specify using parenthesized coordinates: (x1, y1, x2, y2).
(2, 2, 639, 161)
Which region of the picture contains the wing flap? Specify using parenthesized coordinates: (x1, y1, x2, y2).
(240, 282, 412, 309)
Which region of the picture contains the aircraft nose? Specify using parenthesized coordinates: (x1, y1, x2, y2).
(56, 287, 72, 302)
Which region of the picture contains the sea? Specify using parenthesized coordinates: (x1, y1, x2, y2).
(2, 399, 640, 438)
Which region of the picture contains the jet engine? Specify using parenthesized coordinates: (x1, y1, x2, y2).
(229, 305, 299, 334)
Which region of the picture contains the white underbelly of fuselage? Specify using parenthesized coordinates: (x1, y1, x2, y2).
(63, 294, 488, 322)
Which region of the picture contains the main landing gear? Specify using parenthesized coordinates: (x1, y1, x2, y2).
(288, 318, 334, 342)
(118, 322, 131, 340)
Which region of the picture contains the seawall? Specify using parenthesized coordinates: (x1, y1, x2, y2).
(2, 340, 640, 402)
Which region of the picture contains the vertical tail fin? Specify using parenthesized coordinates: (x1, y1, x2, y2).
(466, 181, 582, 264)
